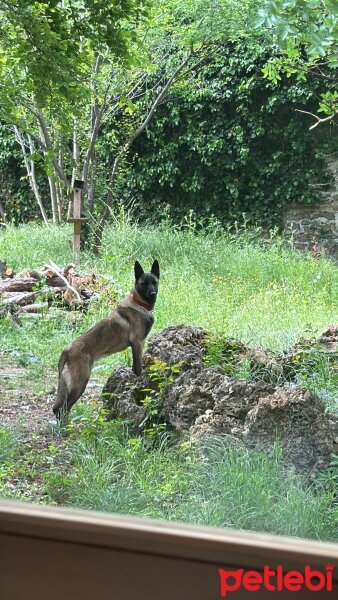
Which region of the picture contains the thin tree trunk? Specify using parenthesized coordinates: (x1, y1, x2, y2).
(88, 153, 97, 214)
(67, 121, 80, 219)
(82, 56, 102, 188)
(48, 175, 59, 224)
(56, 184, 63, 222)
(13, 126, 49, 224)
(57, 146, 64, 220)
(34, 109, 70, 187)
(0, 198, 6, 222)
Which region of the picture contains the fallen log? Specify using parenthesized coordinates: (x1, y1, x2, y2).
(0, 291, 42, 306)
(0, 261, 14, 279)
(1, 287, 66, 307)
(0, 277, 40, 293)
(19, 303, 49, 313)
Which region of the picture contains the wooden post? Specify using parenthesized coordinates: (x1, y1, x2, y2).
(67, 180, 88, 254)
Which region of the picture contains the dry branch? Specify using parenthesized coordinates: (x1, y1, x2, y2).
(295, 108, 338, 130)
(48, 262, 82, 303)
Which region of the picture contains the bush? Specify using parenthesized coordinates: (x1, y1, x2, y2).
(121, 40, 337, 226)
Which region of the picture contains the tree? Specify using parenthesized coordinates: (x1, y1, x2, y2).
(84, 0, 263, 251)
(259, 0, 338, 128)
(0, 0, 261, 246)
(0, 0, 150, 222)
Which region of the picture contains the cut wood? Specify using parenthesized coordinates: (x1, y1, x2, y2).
(46, 276, 67, 288)
(0, 262, 96, 317)
(19, 303, 49, 313)
(48, 262, 82, 303)
(1, 287, 66, 307)
(0, 261, 15, 279)
(17, 270, 41, 280)
(0, 278, 40, 293)
(62, 263, 95, 290)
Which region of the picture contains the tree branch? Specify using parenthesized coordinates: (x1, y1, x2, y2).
(92, 51, 195, 252)
(295, 108, 338, 130)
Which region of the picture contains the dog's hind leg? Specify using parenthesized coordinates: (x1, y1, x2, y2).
(53, 357, 91, 422)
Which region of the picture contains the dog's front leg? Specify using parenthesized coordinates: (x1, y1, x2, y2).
(131, 341, 143, 376)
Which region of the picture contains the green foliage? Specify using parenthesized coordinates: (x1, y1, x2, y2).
(42, 420, 338, 540)
(139, 359, 183, 443)
(0, 123, 41, 223)
(260, 0, 338, 120)
(121, 40, 336, 226)
(0, 0, 150, 112)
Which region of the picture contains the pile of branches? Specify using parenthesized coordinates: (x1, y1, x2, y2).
(0, 260, 98, 318)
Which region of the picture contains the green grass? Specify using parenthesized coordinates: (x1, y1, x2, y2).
(42, 416, 338, 541)
(0, 425, 22, 497)
(1, 217, 338, 369)
(1, 217, 338, 540)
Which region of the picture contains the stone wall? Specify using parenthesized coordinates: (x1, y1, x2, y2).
(284, 157, 338, 257)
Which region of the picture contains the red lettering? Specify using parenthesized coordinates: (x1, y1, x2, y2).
(284, 571, 304, 592)
(304, 565, 326, 591)
(218, 569, 243, 598)
(242, 571, 262, 591)
(276, 565, 284, 591)
(263, 565, 276, 591)
(218, 564, 332, 596)
(326, 565, 333, 592)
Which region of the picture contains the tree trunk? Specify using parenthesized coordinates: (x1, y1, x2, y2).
(0, 198, 6, 222)
(88, 153, 97, 214)
(48, 175, 59, 224)
(13, 127, 49, 224)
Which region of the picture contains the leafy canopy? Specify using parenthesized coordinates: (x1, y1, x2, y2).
(0, 0, 150, 110)
(259, 1, 338, 120)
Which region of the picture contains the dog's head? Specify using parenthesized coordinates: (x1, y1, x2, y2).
(134, 260, 160, 306)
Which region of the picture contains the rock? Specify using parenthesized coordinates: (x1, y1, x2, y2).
(164, 367, 274, 438)
(243, 388, 333, 474)
(144, 324, 206, 370)
(163, 367, 226, 435)
(317, 325, 338, 352)
(102, 367, 147, 427)
(101, 324, 338, 475)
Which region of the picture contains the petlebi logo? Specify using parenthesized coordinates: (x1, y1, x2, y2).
(218, 564, 333, 596)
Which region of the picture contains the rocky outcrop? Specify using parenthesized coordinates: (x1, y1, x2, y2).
(102, 325, 338, 474)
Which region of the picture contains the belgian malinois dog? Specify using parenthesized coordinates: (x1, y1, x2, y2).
(53, 260, 160, 421)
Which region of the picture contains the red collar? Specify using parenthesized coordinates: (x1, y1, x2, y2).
(132, 292, 153, 311)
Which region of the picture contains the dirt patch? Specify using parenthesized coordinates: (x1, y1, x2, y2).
(0, 353, 102, 437)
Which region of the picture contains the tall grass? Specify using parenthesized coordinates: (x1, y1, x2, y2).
(0, 425, 21, 498)
(1, 218, 338, 540)
(1, 217, 338, 357)
(43, 422, 338, 541)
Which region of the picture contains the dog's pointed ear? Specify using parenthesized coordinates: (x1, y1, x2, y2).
(134, 261, 144, 281)
(151, 260, 160, 279)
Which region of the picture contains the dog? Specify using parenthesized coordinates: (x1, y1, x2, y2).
(53, 260, 160, 421)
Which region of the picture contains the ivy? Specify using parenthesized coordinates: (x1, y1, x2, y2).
(119, 40, 338, 227)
